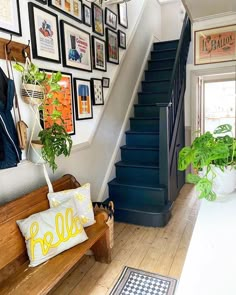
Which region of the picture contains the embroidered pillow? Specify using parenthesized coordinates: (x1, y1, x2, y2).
(47, 183, 95, 227)
(16, 199, 88, 267)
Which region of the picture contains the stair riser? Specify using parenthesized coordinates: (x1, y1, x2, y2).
(116, 166, 159, 186)
(138, 93, 168, 104)
(154, 41, 178, 51)
(148, 59, 174, 70)
(109, 184, 166, 207)
(126, 133, 159, 147)
(145, 69, 172, 81)
(151, 50, 176, 60)
(114, 209, 171, 227)
(134, 105, 160, 117)
(121, 148, 159, 165)
(130, 119, 159, 132)
(142, 81, 170, 93)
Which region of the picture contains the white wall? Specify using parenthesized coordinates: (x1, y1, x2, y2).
(0, 0, 162, 204)
(161, 0, 185, 41)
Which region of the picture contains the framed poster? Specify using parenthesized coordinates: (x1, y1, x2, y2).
(0, 0, 22, 36)
(61, 20, 92, 72)
(91, 78, 104, 105)
(83, 4, 92, 27)
(40, 70, 75, 135)
(92, 3, 104, 36)
(102, 77, 110, 88)
(105, 8, 117, 30)
(28, 3, 61, 63)
(48, 0, 83, 22)
(92, 36, 106, 72)
(73, 78, 93, 120)
(106, 28, 119, 64)
(118, 30, 126, 49)
(118, 3, 128, 29)
(195, 25, 236, 65)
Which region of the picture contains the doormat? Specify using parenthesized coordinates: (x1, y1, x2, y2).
(109, 266, 177, 295)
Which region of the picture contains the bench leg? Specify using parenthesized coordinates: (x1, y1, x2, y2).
(91, 229, 111, 263)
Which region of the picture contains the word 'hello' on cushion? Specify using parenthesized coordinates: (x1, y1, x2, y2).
(47, 183, 95, 227)
(16, 199, 88, 267)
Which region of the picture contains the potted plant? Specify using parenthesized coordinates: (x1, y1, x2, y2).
(178, 124, 236, 201)
(14, 61, 72, 172)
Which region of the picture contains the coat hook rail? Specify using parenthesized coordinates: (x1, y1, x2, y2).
(0, 37, 31, 63)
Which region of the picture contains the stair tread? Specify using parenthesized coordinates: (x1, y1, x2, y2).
(109, 179, 166, 190)
(121, 145, 158, 151)
(125, 130, 159, 134)
(115, 202, 172, 214)
(152, 48, 177, 53)
(130, 117, 160, 120)
(142, 79, 171, 83)
(138, 91, 168, 95)
(145, 68, 173, 72)
(154, 39, 179, 44)
(134, 103, 158, 107)
(149, 57, 175, 62)
(115, 161, 159, 168)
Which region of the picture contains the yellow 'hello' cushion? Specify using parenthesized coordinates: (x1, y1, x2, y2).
(16, 199, 88, 267)
(47, 183, 95, 227)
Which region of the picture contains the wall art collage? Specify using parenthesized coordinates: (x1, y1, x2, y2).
(0, 0, 128, 135)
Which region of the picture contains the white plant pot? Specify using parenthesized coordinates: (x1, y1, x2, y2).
(21, 83, 44, 105)
(208, 165, 236, 195)
(28, 140, 46, 165)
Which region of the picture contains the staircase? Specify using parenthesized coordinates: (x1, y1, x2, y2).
(108, 16, 191, 227)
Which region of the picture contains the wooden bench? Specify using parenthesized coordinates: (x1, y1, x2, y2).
(0, 174, 111, 295)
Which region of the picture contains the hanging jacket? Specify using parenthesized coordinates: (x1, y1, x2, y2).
(0, 67, 21, 169)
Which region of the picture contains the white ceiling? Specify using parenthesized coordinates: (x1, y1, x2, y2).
(182, 0, 236, 21)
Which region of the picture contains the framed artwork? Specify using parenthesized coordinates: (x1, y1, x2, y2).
(195, 25, 236, 65)
(83, 4, 92, 27)
(73, 78, 93, 120)
(35, 0, 47, 4)
(40, 70, 75, 135)
(0, 0, 22, 36)
(28, 3, 61, 63)
(105, 8, 117, 30)
(92, 36, 106, 72)
(48, 0, 83, 22)
(60, 20, 92, 72)
(118, 3, 128, 29)
(118, 30, 126, 49)
(92, 3, 104, 36)
(91, 78, 104, 105)
(106, 28, 119, 64)
(102, 77, 110, 88)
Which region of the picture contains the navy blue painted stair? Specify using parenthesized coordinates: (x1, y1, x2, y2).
(108, 40, 179, 227)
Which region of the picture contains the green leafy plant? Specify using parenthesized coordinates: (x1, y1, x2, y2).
(14, 61, 73, 172)
(178, 124, 236, 201)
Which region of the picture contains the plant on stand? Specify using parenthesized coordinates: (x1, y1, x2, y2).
(14, 61, 72, 172)
(178, 124, 236, 201)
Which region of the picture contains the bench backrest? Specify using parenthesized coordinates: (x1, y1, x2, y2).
(0, 174, 80, 283)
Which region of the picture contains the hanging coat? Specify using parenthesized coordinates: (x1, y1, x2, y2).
(0, 67, 21, 169)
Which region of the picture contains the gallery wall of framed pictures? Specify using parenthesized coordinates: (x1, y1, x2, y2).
(0, 0, 130, 141)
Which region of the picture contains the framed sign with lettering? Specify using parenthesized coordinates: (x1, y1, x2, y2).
(194, 25, 236, 65)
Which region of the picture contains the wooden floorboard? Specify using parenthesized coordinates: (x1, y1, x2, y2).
(52, 184, 199, 295)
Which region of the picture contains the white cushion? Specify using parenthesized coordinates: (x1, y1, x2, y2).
(16, 199, 88, 267)
(47, 183, 95, 227)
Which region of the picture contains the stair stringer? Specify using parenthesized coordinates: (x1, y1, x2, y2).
(97, 35, 160, 202)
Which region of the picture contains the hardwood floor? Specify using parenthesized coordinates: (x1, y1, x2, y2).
(52, 184, 199, 295)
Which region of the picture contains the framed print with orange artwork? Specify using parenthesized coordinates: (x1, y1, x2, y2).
(194, 25, 236, 65)
(40, 70, 75, 135)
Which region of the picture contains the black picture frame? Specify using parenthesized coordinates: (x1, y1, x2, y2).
(106, 28, 119, 64)
(73, 78, 93, 120)
(118, 30, 126, 49)
(39, 70, 75, 135)
(0, 0, 22, 36)
(118, 3, 128, 29)
(35, 0, 47, 4)
(28, 2, 61, 63)
(102, 77, 110, 88)
(60, 20, 92, 72)
(92, 36, 107, 72)
(83, 4, 92, 27)
(91, 78, 104, 105)
(105, 8, 117, 30)
(48, 0, 83, 23)
(91, 3, 104, 36)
